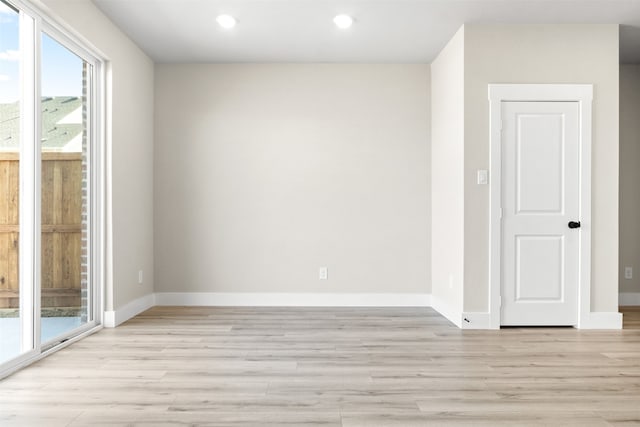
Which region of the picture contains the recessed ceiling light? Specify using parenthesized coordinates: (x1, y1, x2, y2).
(216, 14, 237, 29)
(333, 14, 353, 29)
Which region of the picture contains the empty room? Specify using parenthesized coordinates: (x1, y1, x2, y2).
(1, 0, 640, 425)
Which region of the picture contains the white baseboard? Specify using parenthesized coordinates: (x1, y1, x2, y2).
(620, 292, 640, 306)
(104, 293, 156, 328)
(154, 292, 431, 307)
(461, 312, 495, 329)
(579, 312, 623, 329)
(429, 297, 496, 329)
(100, 293, 625, 330)
(430, 295, 462, 328)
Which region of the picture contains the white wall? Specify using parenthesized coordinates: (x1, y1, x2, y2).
(463, 24, 620, 313)
(154, 64, 430, 296)
(42, 0, 155, 311)
(620, 65, 640, 297)
(430, 27, 465, 325)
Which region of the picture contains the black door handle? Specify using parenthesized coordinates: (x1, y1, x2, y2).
(568, 221, 581, 229)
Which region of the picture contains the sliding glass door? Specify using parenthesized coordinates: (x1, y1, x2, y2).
(0, 1, 25, 364)
(0, 0, 102, 373)
(40, 33, 91, 344)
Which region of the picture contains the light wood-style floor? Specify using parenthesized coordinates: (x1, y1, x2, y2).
(1, 306, 640, 426)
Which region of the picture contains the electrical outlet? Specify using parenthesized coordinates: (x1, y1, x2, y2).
(319, 267, 328, 280)
(477, 170, 488, 185)
(625, 267, 633, 280)
(138, 270, 143, 284)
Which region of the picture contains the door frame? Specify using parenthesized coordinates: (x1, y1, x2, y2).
(488, 84, 593, 329)
(0, 0, 106, 379)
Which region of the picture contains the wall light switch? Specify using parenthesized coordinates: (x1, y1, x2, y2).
(625, 267, 632, 280)
(319, 267, 328, 280)
(138, 270, 144, 284)
(477, 170, 488, 185)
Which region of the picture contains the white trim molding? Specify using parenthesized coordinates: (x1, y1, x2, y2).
(102, 292, 624, 330)
(104, 293, 432, 327)
(99, 292, 624, 329)
(488, 84, 594, 329)
(104, 293, 156, 327)
(429, 296, 494, 329)
(430, 295, 463, 328)
(155, 292, 431, 308)
(620, 292, 640, 306)
(461, 312, 493, 329)
(579, 312, 623, 329)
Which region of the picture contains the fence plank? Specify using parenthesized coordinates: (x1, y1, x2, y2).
(0, 154, 83, 309)
(0, 233, 19, 292)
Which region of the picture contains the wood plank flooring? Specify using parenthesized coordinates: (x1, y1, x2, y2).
(1, 306, 640, 426)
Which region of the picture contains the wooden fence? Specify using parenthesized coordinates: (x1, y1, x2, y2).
(0, 152, 83, 310)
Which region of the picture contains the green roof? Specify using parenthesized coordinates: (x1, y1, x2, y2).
(0, 97, 83, 151)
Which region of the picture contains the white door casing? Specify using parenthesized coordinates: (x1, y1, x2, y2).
(488, 84, 592, 329)
(501, 102, 579, 325)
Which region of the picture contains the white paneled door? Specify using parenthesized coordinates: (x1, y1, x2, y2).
(501, 101, 580, 326)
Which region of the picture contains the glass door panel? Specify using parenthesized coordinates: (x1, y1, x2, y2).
(0, 0, 99, 375)
(0, 0, 23, 364)
(40, 33, 89, 344)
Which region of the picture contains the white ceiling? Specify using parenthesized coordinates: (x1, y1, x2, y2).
(91, 0, 640, 63)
